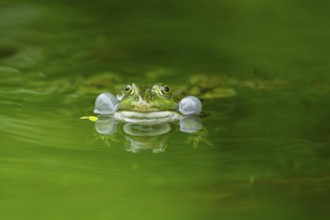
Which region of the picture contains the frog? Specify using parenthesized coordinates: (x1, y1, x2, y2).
(117, 83, 178, 112)
(92, 83, 202, 125)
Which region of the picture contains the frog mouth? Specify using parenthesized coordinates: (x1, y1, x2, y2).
(114, 111, 182, 124)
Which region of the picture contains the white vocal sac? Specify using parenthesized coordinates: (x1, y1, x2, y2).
(94, 92, 118, 114)
(178, 96, 202, 116)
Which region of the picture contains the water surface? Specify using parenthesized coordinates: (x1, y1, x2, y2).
(0, 0, 330, 219)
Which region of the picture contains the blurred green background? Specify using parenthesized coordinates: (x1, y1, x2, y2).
(0, 0, 330, 219)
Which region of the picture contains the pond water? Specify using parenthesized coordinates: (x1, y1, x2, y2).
(1, 0, 330, 219)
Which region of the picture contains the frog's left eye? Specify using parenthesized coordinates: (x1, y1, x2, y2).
(163, 86, 170, 93)
(161, 84, 170, 94)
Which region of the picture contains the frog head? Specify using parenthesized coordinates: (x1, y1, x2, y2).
(116, 83, 178, 112)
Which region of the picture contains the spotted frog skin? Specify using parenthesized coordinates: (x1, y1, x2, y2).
(116, 83, 179, 112)
(91, 82, 202, 124)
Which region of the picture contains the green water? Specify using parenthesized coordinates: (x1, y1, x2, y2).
(1, 0, 330, 219)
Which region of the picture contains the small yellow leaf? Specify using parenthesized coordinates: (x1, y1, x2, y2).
(80, 116, 98, 121)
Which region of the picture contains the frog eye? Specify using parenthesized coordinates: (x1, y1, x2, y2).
(124, 84, 132, 93)
(163, 86, 170, 93)
(161, 84, 170, 94)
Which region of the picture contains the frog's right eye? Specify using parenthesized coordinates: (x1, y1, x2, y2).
(125, 85, 132, 92)
(124, 84, 135, 95)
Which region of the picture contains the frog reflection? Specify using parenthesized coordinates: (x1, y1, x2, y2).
(94, 114, 202, 153)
